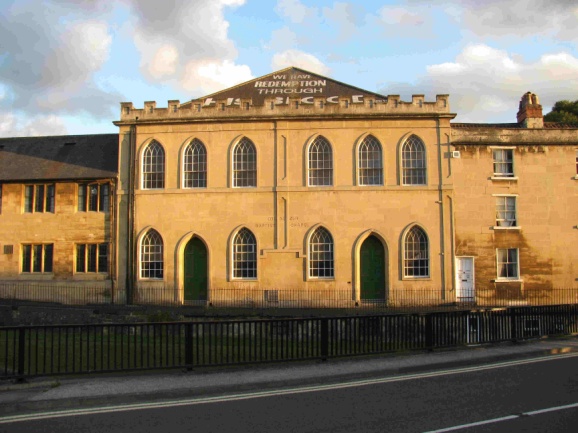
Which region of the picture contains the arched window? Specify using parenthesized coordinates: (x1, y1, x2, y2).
(233, 138, 256, 187)
(142, 140, 165, 189)
(141, 229, 163, 279)
(308, 136, 333, 186)
(401, 135, 426, 185)
(404, 226, 429, 278)
(233, 228, 257, 279)
(183, 139, 207, 188)
(358, 135, 383, 185)
(309, 227, 334, 278)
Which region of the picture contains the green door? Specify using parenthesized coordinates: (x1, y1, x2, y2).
(360, 236, 386, 300)
(184, 237, 208, 301)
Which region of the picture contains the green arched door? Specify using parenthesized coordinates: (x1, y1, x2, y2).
(184, 237, 207, 301)
(360, 236, 386, 300)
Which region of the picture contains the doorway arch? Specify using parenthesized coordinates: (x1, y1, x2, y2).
(359, 235, 387, 301)
(184, 237, 208, 301)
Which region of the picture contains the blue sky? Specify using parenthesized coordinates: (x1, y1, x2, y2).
(1, 0, 577, 137)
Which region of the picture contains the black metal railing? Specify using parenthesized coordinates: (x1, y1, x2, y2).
(2, 304, 578, 380)
(2, 284, 578, 311)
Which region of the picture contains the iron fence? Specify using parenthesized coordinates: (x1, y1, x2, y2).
(2, 304, 578, 380)
(2, 283, 578, 311)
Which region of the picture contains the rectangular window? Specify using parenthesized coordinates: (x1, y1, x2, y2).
(78, 183, 110, 212)
(24, 184, 55, 213)
(497, 248, 519, 280)
(493, 149, 514, 177)
(495, 196, 517, 227)
(76, 243, 109, 273)
(22, 244, 53, 273)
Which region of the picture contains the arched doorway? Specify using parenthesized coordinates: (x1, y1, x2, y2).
(184, 237, 207, 301)
(360, 235, 386, 300)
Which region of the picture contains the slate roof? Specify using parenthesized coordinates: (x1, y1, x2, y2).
(0, 134, 118, 182)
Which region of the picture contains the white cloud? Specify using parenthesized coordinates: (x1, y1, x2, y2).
(373, 5, 434, 38)
(271, 50, 331, 76)
(181, 59, 253, 94)
(322, 3, 362, 41)
(128, 0, 251, 95)
(379, 6, 425, 26)
(0, 113, 67, 138)
(401, 44, 578, 122)
(63, 20, 113, 72)
(0, 2, 118, 121)
(276, 0, 318, 24)
(149, 45, 180, 79)
(268, 27, 299, 51)
(406, 0, 578, 40)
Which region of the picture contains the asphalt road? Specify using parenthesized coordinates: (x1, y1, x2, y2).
(2, 351, 578, 432)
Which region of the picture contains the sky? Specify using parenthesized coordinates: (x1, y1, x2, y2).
(0, 0, 577, 137)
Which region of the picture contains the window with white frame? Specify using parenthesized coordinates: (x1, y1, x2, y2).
(308, 227, 334, 278)
(308, 136, 333, 186)
(495, 196, 517, 227)
(358, 135, 383, 186)
(24, 184, 55, 213)
(233, 138, 257, 187)
(22, 244, 53, 273)
(497, 248, 519, 280)
(493, 149, 514, 177)
(233, 228, 257, 279)
(78, 183, 110, 212)
(142, 140, 165, 189)
(183, 139, 207, 188)
(404, 226, 429, 277)
(401, 135, 426, 185)
(140, 229, 163, 279)
(76, 243, 108, 273)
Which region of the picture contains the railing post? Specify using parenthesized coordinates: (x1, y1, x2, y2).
(320, 318, 329, 361)
(17, 328, 26, 382)
(425, 314, 434, 351)
(185, 323, 193, 371)
(510, 307, 518, 342)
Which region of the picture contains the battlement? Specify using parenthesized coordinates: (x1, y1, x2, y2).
(117, 94, 452, 123)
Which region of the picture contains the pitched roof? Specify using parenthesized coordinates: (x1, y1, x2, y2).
(183, 66, 389, 107)
(0, 134, 118, 182)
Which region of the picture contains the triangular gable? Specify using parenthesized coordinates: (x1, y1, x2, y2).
(187, 67, 388, 107)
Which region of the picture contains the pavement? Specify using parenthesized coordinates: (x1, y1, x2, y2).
(2, 336, 578, 418)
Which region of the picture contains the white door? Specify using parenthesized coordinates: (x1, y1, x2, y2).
(456, 257, 475, 302)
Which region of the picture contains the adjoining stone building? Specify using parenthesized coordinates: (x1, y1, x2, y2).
(1, 68, 576, 308)
(0, 134, 119, 303)
(451, 92, 578, 305)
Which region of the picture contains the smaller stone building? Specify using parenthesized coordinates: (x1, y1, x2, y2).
(0, 134, 119, 304)
(451, 93, 578, 305)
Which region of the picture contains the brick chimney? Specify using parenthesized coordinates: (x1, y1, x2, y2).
(517, 92, 543, 128)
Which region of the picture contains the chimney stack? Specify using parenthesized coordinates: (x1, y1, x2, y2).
(517, 92, 543, 128)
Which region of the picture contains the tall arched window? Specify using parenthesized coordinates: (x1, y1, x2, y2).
(358, 135, 383, 185)
(308, 136, 333, 186)
(401, 135, 426, 185)
(404, 226, 429, 278)
(183, 139, 207, 188)
(233, 228, 257, 279)
(141, 229, 163, 279)
(142, 140, 165, 189)
(233, 138, 257, 187)
(309, 227, 334, 278)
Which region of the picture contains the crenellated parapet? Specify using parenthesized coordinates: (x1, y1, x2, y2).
(117, 94, 452, 124)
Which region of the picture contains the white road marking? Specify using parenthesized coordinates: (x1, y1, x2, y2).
(2, 352, 578, 424)
(424, 402, 578, 432)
